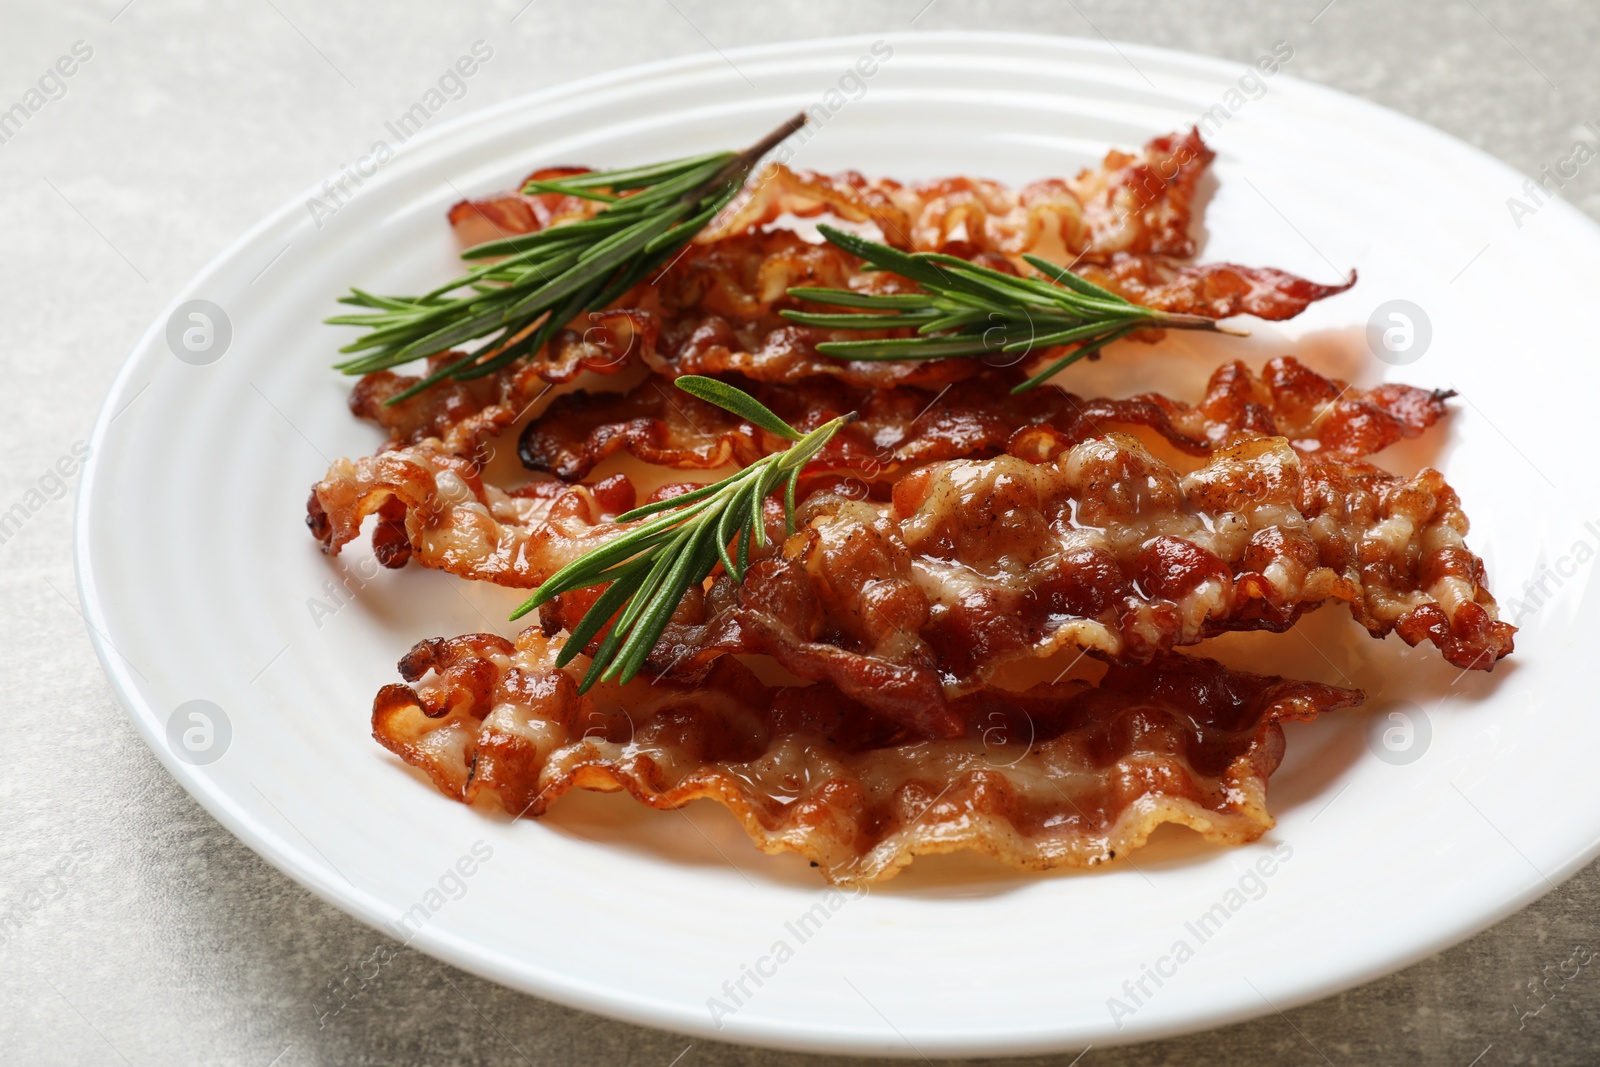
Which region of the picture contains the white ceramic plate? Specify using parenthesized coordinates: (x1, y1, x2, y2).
(77, 32, 1600, 1057)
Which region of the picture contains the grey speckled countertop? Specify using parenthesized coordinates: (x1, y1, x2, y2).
(4, 1, 1599, 1064)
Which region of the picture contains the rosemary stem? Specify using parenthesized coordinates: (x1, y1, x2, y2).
(330, 114, 811, 402)
(505, 382, 855, 692)
(788, 227, 1254, 389)
(714, 111, 808, 186)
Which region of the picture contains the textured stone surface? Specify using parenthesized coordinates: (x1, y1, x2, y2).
(3, 1, 1599, 1063)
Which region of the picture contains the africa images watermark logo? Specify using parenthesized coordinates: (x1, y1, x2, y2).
(0, 440, 90, 548)
(1195, 40, 1296, 140)
(0, 40, 94, 148)
(0, 840, 95, 948)
(306, 40, 495, 228)
(1105, 843, 1293, 1028)
(166, 299, 233, 366)
(165, 700, 232, 766)
(763, 39, 894, 167)
(1085, 40, 1295, 228)
(1495, 517, 1600, 627)
(1504, 120, 1600, 229)
(705, 883, 869, 1029)
(313, 840, 494, 1028)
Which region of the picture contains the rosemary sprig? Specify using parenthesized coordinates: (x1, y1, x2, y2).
(327, 113, 808, 405)
(509, 375, 854, 692)
(783, 225, 1247, 393)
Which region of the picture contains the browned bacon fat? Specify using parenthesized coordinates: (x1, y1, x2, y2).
(306, 444, 638, 584)
(372, 629, 1363, 884)
(700, 129, 1217, 257)
(457, 131, 1218, 260)
(523, 231, 1349, 390)
(348, 355, 553, 460)
(581, 432, 1509, 734)
(516, 356, 1452, 481)
(1077, 254, 1355, 321)
(445, 165, 603, 248)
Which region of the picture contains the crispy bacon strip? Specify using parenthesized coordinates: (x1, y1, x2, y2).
(372, 629, 1363, 884)
(358, 129, 1352, 452)
(518, 376, 886, 481)
(567, 233, 1350, 390)
(630, 230, 984, 389)
(446, 166, 602, 248)
(517, 356, 1452, 480)
(603, 434, 1509, 734)
(348, 355, 554, 459)
(701, 130, 1216, 257)
(345, 311, 659, 459)
(1078, 253, 1355, 321)
(344, 230, 973, 463)
(306, 444, 639, 584)
(457, 132, 1214, 258)
(1171, 356, 1453, 455)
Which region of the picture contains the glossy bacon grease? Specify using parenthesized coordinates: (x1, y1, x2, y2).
(372, 630, 1361, 885)
(551, 430, 1507, 736)
(308, 128, 1513, 881)
(515, 356, 1452, 482)
(699, 129, 1220, 255)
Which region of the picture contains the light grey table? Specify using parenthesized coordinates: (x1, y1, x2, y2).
(3, 1, 1597, 1063)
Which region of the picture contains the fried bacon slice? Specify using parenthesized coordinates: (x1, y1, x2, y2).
(1173, 355, 1453, 456)
(316, 428, 1508, 735)
(347, 355, 552, 459)
(630, 230, 985, 389)
(518, 375, 888, 481)
(700, 130, 1215, 257)
(344, 313, 658, 458)
(306, 444, 638, 582)
(343, 230, 974, 463)
(517, 356, 1452, 481)
(612, 435, 1509, 734)
(550, 233, 1350, 390)
(456, 131, 1215, 258)
(371, 628, 1363, 884)
(627, 226, 1349, 389)
(1077, 253, 1354, 321)
(446, 166, 603, 248)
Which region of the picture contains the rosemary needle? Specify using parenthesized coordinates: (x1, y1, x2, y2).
(509, 375, 855, 692)
(784, 225, 1247, 393)
(327, 113, 808, 404)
